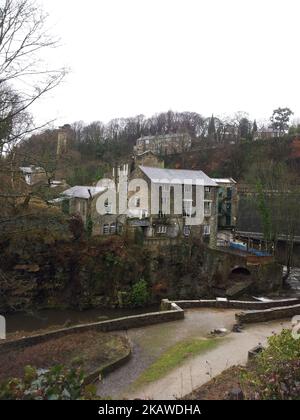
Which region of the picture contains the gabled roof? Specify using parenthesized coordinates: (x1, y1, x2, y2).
(61, 186, 106, 199)
(139, 166, 218, 187)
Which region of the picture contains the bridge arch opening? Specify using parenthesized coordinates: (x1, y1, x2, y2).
(228, 266, 251, 281)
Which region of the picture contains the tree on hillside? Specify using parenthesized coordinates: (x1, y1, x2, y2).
(247, 161, 300, 283)
(207, 114, 216, 139)
(0, 0, 66, 237)
(0, 0, 66, 153)
(239, 117, 251, 140)
(252, 120, 258, 138)
(270, 108, 294, 135)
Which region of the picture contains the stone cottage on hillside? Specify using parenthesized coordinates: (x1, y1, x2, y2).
(134, 133, 192, 156)
(20, 166, 47, 186)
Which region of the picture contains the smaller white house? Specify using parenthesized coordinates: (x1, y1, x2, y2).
(60, 186, 107, 223)
(20, 166, 46, 185)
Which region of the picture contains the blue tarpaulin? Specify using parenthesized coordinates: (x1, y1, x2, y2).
(230, 242, 271, 257)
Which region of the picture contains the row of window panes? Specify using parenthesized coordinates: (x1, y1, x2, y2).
(157, 226, 167, 234)
(103, 223, 122, 235)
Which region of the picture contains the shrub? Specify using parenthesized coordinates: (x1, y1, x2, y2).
(69, 214, 85, 240)
(0, 365, 98, 400)
(245, 329, 300, 400)
(130, 279, 150, 307)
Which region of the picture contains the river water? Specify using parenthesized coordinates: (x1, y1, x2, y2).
(286, 267, 300, 295)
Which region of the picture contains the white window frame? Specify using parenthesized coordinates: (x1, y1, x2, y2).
(157, 225, 167, 234)
(203, 224, 211, 236)
(204, 186, 211, 200)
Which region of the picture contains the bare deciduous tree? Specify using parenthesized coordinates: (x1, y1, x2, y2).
(0, 0, 67, 152)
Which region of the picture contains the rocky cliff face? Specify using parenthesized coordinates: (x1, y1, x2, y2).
(0, 235, 283, 314)
(0, 236, 150, 313)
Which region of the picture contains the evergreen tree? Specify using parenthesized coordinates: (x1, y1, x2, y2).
(208, 114, 216, 138)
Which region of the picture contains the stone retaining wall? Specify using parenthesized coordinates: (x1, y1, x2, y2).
(0, 305, 184, 354)
(84, 345, 132, 385)
(236, 304, 300, 324)
(173, 298, 300, 311)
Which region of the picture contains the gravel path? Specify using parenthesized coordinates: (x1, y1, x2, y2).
(97, 308, 292, 400)
(97, 308, 237, 398)
(127, 319, 291, 400)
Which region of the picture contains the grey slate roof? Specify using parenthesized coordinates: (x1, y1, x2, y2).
(212, 178, 237, 184)
(139, 166, 218, 187)
(61, 186, 106, 199)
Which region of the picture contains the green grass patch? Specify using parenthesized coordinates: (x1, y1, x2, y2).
(134, 338, 221, 386)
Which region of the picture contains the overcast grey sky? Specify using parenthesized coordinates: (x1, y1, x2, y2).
(34, 0, 300, 126)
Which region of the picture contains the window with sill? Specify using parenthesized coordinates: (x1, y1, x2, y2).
(204, 187, 211, 200)
(203, 224, 211, 236)
(204, 201, 211, 216)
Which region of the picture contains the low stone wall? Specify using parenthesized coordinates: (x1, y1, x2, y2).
(0, 306, 184, 355)
(236, 304, 300, 324)
(84, 345, 132, 385)
(173, 298, 300, 311)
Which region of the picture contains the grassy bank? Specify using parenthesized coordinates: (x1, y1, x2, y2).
(133, 337, 221, 386)
(0, 331, 130, 383)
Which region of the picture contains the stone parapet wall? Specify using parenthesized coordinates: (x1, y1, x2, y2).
(0, 306, 184, 355)
(173, 298, 300, 310)
(236, 304, 300, 324)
